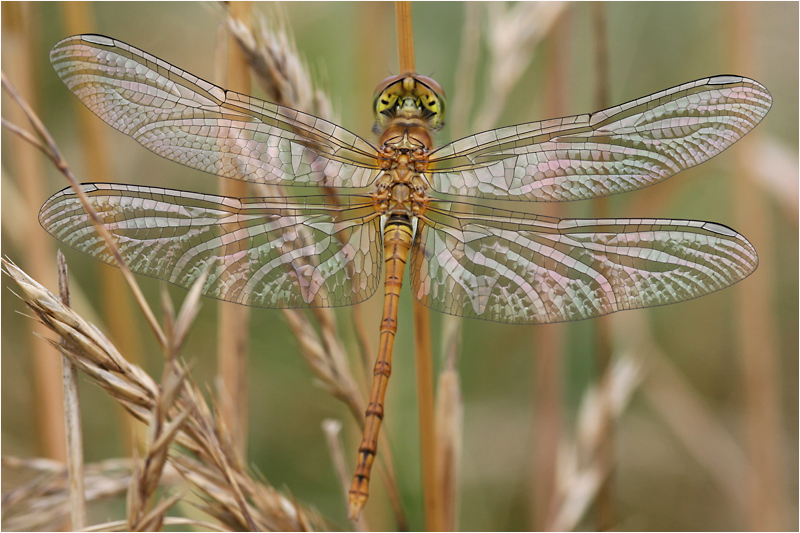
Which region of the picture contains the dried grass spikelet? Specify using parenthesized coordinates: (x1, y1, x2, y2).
(2, 259, 326, 532)
(473, 2, 567, 131)
(284, 309, 364, 420)
(226, 10, 334, 121)
(225, 0, 385, 472)
(434, 366, 463, 531)
(548, 355, 642, 531)
(1, 457, 187, 532)
(124, 286, 197, 531)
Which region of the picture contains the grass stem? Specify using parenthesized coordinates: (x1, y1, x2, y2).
(218, 0, 253, 460)
(394, 2, 441, 528)
(395, 2, 415, 73)
(590, 4, 615, 529)
(57, 252, 87, 530)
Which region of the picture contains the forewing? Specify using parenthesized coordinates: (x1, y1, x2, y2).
(50, 34, 380, 188)
(40, 184, 382, 308)
(410, 202, 757, 324)
(428, 76, 771, 201)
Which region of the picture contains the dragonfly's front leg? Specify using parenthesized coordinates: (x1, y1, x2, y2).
(370, 171, 392, 214)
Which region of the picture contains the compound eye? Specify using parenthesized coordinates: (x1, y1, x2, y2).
(373, 74, 406, 95)
(379, 93, 398, 112)
(414, 75, 445, 98)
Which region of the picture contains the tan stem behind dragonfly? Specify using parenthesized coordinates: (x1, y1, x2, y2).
(348, 220, 414, 520)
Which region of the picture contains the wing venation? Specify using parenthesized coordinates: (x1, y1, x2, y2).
(50, 35, 380, 189)
(39, 183, 382, 308)
(428, 76, 772, 201)
(410, 201, 757, 324)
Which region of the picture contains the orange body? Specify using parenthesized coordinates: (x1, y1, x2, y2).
(347, 75, 441, 520)
(348, 220, 413, 518)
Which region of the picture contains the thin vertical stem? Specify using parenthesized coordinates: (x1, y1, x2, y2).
(727, 3, 786, 530)
(435, 318, 463, 531)
(414, 301, 440, 531)
(590, 3, 615, 531)
(61, 0, 145, 453)
(218, 1, 253, 459)
(395, 2, 416, 73)
(531, 9, 570, 530)
(394, 1, 440, 529)
(2, 1, 66, 462)
(57, 252, 87, 530)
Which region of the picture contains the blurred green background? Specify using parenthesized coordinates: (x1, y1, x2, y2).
(2, 2, 797, 531)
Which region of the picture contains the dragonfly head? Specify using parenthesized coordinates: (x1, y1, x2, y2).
(373, 74, 446, 133)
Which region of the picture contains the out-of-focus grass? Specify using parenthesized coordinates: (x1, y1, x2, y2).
(2, 2, 797, 531)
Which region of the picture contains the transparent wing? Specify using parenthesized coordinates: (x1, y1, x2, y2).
(40, 184, 382, 308)
(50, 34, 381, 188)
(410, 201, 757, 324)
(428, 76, 772, 201)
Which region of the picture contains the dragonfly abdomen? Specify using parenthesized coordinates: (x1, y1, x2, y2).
(348, 217, 414, 520)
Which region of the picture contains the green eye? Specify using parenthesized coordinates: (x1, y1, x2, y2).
(421, 92, 446, 129)
(373, 84, 403, 120)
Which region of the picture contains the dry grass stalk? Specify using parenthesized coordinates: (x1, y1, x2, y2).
(2, 4, 66, 465)
(283, 309, 363, 419)
(727, 5, 787, 529)
(433, 353, 463, 531)
(124, 284, 204, 531)
(224, 8, 357, 409)
(413, 300, 440, 530)
(227, 11, 334, 121)
(284, 307, 406, 527)
(547, 354, 642, 531)
(2, 259, 326, 531)
(447, 5, 570, 529)
(83, 516, 230, 532)
(216, 2, 254, 462)
(529, 12, 572, 528)
(395, 2, 416, 73)
(56, 251, 87, 530)
(391, 6, 442, 528)
(321, 420, 350, 506)
(588, 5, 616, 528)
(60, 1, 147, 455)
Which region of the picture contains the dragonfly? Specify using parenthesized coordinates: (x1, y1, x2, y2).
(41, 34, 771, 519)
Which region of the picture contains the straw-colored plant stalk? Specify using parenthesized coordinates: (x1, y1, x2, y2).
(3, 258, 325, 532)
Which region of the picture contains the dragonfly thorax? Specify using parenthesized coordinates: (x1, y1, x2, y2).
(371, 135, 431, 220)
